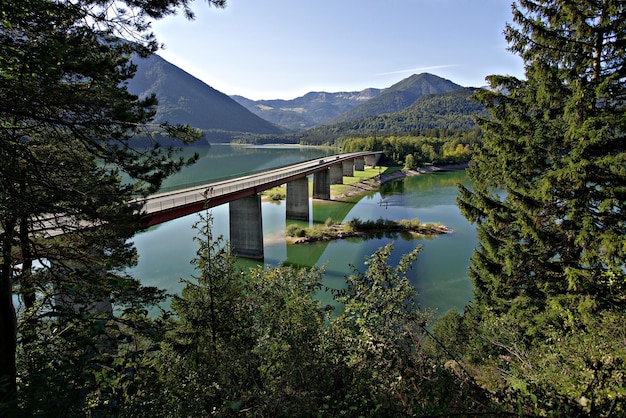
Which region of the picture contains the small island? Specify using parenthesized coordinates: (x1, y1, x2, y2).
(286, 217, 450, 244)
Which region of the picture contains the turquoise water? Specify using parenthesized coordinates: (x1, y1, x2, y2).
(131, 145, 476, 316)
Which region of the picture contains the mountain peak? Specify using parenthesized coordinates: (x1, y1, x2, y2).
(231, 88, 383, 131)
(327, 73, 462, 124)
(126, 53, 285, 141)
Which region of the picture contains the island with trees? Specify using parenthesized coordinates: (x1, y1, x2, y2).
(286, 217, 451, 243)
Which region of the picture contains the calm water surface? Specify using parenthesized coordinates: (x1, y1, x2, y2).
(131, 145, 476, 316)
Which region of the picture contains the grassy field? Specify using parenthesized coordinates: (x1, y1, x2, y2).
(261, 166, 397, 202)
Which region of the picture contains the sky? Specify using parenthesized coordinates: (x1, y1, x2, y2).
(151, 0, 525, 100)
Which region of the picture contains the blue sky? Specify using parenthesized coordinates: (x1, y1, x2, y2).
(152, 0, 524, 100)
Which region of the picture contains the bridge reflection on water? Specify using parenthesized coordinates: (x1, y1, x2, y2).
(139, 151, 382, 259)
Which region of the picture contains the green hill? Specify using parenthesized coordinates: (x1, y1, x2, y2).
(281, 87, 485, 145)
(326, 73, 463, 124)
(126, 53, 286, 142)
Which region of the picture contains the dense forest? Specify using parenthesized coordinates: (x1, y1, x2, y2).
(234, 87, 484, 146)
(299, 88, 482, 146)
(1, 1, 625, 417)
(341, 129, 482, 166)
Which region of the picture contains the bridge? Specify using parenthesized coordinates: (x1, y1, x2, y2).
(139, 151, 382, 259)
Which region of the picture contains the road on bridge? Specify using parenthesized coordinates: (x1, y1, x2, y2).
(139, 151, 381, 227)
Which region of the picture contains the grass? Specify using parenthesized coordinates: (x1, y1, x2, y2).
(261, 165, 393, 201)
(286, 217, 450, 242)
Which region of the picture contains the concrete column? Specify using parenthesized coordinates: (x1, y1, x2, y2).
(365, 154, 379, 167)
(229, 194, 264, 259)
(342, 160, 354, 177)
(313, 169, 330, 200)
(286, 177, 309, 221)
(354, 157, 365, 171)
(329, 164, 343, 184)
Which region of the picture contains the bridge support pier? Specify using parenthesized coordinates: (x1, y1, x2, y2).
(354, 157, 365, 171)
(286, 177, 309, 221)
(365, 154, 380, 166)
(342, 160, 354, 177)
(329, 164, 343, 184)
(229, 194, 264, 259)
(313, 170, 330, 200)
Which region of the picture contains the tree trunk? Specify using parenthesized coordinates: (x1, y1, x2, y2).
(0, 226, 18, 413)
(19, 218, 35, 311)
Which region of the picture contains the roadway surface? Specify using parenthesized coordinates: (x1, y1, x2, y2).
(139, 151, 381, 227)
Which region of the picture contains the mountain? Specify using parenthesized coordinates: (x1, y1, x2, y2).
(326, 73, 463, 125)
(125, 53, 286, 142)
(231, 89, 381, 131)
(285, 87, 484, 145)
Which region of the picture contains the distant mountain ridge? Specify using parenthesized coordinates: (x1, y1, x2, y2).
(232, 89, 381, 131)
(283, 87, 485, 145)
(125, 53, 286, 142)
(326, 73, 463, 125)
(125, 52, 480, 144)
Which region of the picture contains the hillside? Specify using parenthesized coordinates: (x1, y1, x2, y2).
(326, 73, 463, 125)
(125, 53, 286, 142)
(232, 89, 381, 131)
(283, 87, 485, 145)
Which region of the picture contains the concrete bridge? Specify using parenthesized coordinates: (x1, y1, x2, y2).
(139, 151, 382, 259)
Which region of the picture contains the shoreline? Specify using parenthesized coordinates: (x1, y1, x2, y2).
(288, 221, 452, 245)
(332, 162, 468, 200)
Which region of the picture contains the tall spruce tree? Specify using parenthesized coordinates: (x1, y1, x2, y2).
(457, 0, 626, 414)
(460, 0, 626, 316)
(0, 0, 225, 412)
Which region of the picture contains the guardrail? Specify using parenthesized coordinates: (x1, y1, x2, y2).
(139, 152, 379, 214)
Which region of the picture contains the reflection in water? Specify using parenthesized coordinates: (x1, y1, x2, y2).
(131, 147, 475, 318)
(159, 144, 336, 192)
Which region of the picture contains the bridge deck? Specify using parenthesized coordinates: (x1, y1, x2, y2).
(139, 151, 381, 227)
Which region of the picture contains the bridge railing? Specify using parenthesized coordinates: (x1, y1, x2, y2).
(139, 152, 380, 214)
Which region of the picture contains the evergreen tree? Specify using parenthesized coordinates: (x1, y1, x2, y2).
(160, 210, 331, 416)
(0, 0, 225, 412)
(456, 0, 626, 414)
(329, 244, 429, 415)
(160, 210, 251, 416)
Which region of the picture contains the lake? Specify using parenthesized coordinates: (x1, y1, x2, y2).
(131, 144, 476, 316)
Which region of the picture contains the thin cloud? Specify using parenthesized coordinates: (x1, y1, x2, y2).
(376, 65, 460, 76)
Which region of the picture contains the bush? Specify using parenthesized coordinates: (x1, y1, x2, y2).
(269, 192, 284, 201)
(286, 224, 306, 237)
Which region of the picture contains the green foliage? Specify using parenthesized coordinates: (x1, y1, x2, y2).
(404, 153, 416, 170)
(453, 0, 626, 415)
(17, 304, 168, 417)
(285, 223, 305, 237)
(342, 131, 480, 166)
(151, 216, 494, 417)
(0, 0, 223, 412)
(268, 191, 285, 201)
(345, 217, 446, 235)
(329, 244, 426, 413)
(159, 211, 331, 416)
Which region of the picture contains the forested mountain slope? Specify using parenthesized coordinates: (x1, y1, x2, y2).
(284, 87, 484, 145)
(126, 53, 286, 141)
(326, 73, 463, 125)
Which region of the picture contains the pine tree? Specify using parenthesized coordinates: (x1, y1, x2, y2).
(456, 1, 626, 414)
(460, 0, 626, 315)
(0, 0, 225, 412)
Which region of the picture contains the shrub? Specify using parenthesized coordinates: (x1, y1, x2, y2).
(269, 192, 284, 201)
(286, 224, 305, 237)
